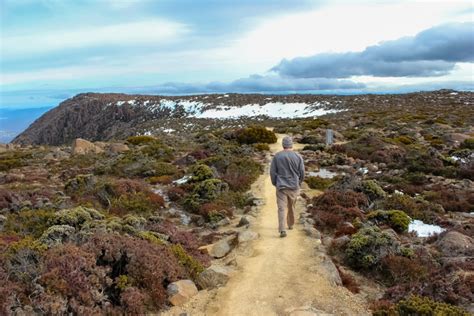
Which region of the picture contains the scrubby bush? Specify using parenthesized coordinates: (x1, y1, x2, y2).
(377, 194, 440, 224)
(253, 143, 270, 151)
(111, 192, 164, 216)
(360, 180, 386, 202)
(380, 255, 428, 285)
(50, 206, 104, 228)
(126, 135, 157, 145)
(222, 158, 263, 191)
(367, 210, 410, 233)
(460, 138, 474, 150)
(189, 164, 214, 183)
(305, 176, 334, 190)
(0, 151, 32, 171)
(310, 190, 367, 232)
(85, 233, 185, 311)
(3, 209, 55, 238)
(235, 126, 277, 144)
(345, 226, 399, 270)
(299, 135, 323, 144)
(167, 186, 186, 202)
(303, 144, 326, 151)
(397, 295, 469, 316)
(140, 142, 174, 161)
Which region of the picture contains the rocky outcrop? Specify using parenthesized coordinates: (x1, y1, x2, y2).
(72, 138, 104, 155)
(166, 280, 198, 306)
(436, 231, 474, 257)
(197, 265, 233, 289)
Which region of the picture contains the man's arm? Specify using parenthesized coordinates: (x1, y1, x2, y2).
(270, 156, 277, 186)
(298, 155, 305, 185)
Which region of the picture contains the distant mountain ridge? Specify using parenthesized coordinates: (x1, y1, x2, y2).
(12, 90, 472, 145)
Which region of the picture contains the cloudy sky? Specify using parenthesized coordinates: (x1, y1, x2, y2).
(1, 0, 473, 108)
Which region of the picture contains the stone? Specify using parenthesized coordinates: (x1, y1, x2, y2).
(108, 143, 130, 154)
(201, 237, 234, 258)
(197, 265, 232, 289)
(167, 280, 198, 306)
(436, 231, 474, 257)
(72, 138, 104, 155)
(0, 215, 6, 231)
(236, 216, 250, 227)
(318, 254, 342, 286)
(332, 235, 350, 248)
(238, 230, 259, 243)
(303, 223, 321, 239)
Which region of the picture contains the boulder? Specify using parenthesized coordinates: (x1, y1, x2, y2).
(0, 214, 6, 231)
(303, 223, 321, 239)
(236, 216, 250, 227)
(72, 138, 104, 155)
(436, 231, 474, 257)
(200, 236, 236, 258)
(166, 279, 198, 306)
(197, 265, 232, 289)
(238, 230, 259, 243)
(108, 143, 130, 154)
(318, 254, 342, 286)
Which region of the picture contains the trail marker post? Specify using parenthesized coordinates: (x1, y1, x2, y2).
(326, 129, 334, 145)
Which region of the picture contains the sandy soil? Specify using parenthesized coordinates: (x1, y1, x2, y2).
(162, 134, 369, 316)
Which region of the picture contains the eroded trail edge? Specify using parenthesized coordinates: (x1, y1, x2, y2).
(164, 134, 370, 316)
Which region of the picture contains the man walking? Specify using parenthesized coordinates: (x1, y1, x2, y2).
(270, 136, 305, 238)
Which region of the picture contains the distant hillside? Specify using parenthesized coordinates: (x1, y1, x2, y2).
(12, 90, 473, 145)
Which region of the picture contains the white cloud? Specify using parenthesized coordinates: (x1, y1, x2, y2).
(2, 19, 189, 58)
(217, 0, 473, 72)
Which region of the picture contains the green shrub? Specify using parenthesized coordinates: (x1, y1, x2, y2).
(111, 192, 164, 216)
(0, 151, 32, 171)
(460, 138, 474, 149)
(397, 295, 469, 316)
(253, 143, 270, 151)
(299, 135, 323, 144)
(50, 206, 104, 228)
(345, 226, 399, 270)
(153, 162, 178, 176)
(367, 210, 410, 233)
(360, 180, 386, 202)
(305, 176, 334, 190)
(3, 209, 55, 238)
(170, 244, 204, 280)
(392, 136, 415, 145)
(126, 135, 157, 145)
(193, 179, 228, 201)
(189, 164, 214, 183)
(303, 144, 326, 151)
(140, 142, 174, 161)
(235, 126, 277, 144)
(303, 118, 329, 129)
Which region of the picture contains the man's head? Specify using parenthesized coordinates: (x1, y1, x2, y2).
(282, 136, 293, 149)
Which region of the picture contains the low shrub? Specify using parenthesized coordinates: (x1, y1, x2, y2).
(345, 226, 399, 270)
(3, 209, 55, 238)
(367, 210, 410, 233)
(460, 138, 474, 150)
(0, 151, 32, 172)
(167, 187, 187, 202)
(303, 144, 326, 151)
(189, 164, 214, 183)
(360, 180, 386, 202)
(147, 175, 173, 185)
(397, 295, 469, 316)
(299, 135, 323, 144)
(235, 126, 277, 144)
(126, 135, 157, 145)
(111, 192, 165, 216)
(305, 176, 334, 190)
(253, 143, 270, 151)
(380, 255, 428, 286)
(222, 158, 263, 191)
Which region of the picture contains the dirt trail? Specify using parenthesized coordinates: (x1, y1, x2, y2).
(164, 134, 369, 316)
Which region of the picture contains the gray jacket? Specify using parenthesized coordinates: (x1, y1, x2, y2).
(270, 150, 305, 190)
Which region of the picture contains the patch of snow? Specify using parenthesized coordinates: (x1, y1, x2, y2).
(195, 102, 337, 119)
(223, 94, 229, 97)
(394, 190, 404, 195)
(409, 220, 445, 237)
(116, 101, 125, 106)
(308, 168, 340, 179)
(450, 92, 458, 95)
(143, 131, 152, 136)
(127, 100, 136, 105)
(173, 175, 190, 185)
(163, 128, 175, 133)
(358, 167, 369, 175)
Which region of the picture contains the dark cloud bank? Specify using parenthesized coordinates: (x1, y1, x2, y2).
(272, 22, 474, 78)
